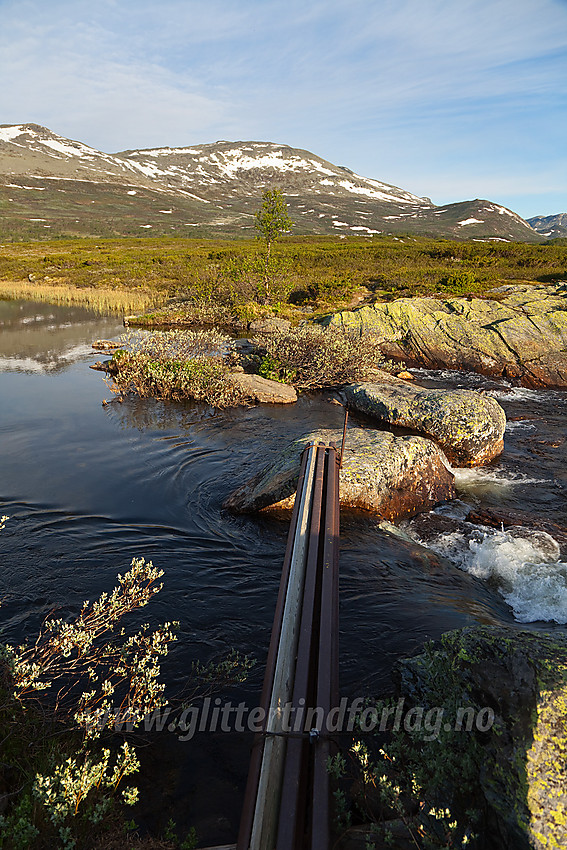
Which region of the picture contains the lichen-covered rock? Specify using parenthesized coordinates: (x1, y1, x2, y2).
(230, 372, 297, 404)
(223, 426, 454, 518)
(325, 283, 567, 388)
(344, 377, 506, 466)
(394, 626, 567, 850)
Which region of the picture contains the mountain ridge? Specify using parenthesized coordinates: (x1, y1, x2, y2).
(527, 213, 567, 239)
(0, 123, 543, 242)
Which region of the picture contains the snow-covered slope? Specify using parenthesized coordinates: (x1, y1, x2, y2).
(0, 124, 543, 241)
(117, 139, 430, 206)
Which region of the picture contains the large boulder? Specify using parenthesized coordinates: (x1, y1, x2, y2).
(344, 376, 506, 466)
(230, 372, 297, 404)
(325, 283, 567, 388)
(392, 626, 567, 850)
(223, 426, 455, 518)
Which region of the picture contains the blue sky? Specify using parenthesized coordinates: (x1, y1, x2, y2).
(1, 0, 566, 219)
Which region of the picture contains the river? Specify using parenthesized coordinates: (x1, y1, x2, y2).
(1, 299, 566, 844)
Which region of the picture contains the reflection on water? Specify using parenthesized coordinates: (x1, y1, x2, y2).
(1, 303, 566, 843)
(0, 299, 124, 372)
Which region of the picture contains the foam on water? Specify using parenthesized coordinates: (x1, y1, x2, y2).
(423, 526, 567, 624)
(452, 466, 547, 497)
(489, 386, 557, 402)
(505, 420, 537, 432)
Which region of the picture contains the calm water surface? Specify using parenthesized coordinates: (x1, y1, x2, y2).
(1, 300, 565, 843)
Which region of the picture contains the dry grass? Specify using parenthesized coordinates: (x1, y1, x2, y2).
(0, 279, 159, 315)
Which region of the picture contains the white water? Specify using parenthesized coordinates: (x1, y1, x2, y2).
(399, 367, 567, 625)
(453, 466, 548, 497)
(424, 525, 567, 624)
(413, 465, 567, 623)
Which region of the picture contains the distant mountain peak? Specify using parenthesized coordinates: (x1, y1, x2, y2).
(528, 213, 567, 239)
(0, 123, 544, 242)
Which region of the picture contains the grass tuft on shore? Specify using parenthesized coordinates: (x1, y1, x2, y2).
(0, 280, 158, 315)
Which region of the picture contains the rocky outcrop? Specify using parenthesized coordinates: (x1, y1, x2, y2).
(230, 372, 297, 404)
(223, 426, 454, 518)
(326, 283, 567, 388)
(344, 376, 506, 465)
(393, 626, 567, 850)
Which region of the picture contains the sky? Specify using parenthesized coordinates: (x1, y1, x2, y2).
(1, 0, 566, 219)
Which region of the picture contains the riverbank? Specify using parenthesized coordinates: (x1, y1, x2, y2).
(1, 287, 567, 846)
(338, 625, 567, 850)
(326, 282, 567, 388)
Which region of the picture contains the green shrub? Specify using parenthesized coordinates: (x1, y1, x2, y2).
(0, 557, 176, 848)
(438, 270, 483, 295)
(252, 324, 387, 389)
(0, 535, 253, 848)
(110, 329, 245, 407)
(258, 354, 296, 384)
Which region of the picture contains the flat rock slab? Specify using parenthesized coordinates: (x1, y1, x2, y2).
(344, 377, 506, 466)
(223, 427, 455, 519)
(326, 283, 567, 388)
(230, 372, 297, 404)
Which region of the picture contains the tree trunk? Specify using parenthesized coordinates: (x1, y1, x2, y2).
(263, 240, 272, 302)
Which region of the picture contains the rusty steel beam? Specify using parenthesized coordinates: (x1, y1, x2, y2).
(311, 445, 340, 850)
(236, 447, 312, 850)
(237, 443, 340, 850)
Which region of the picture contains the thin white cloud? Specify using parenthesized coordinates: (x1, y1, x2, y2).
(0, 0, 565, 217)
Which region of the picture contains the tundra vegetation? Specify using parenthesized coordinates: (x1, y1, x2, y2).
(0, 235, 565, 319)
(108, 325, 390, 405)
(0, 528, 252, 849)
(2, 233, 565, 405)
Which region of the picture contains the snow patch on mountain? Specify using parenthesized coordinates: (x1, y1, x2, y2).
(40, 138, 95, 159)
(0, 125, 29, 143)
(338, 178, 415, 203)
(0, 123, 544, 242)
